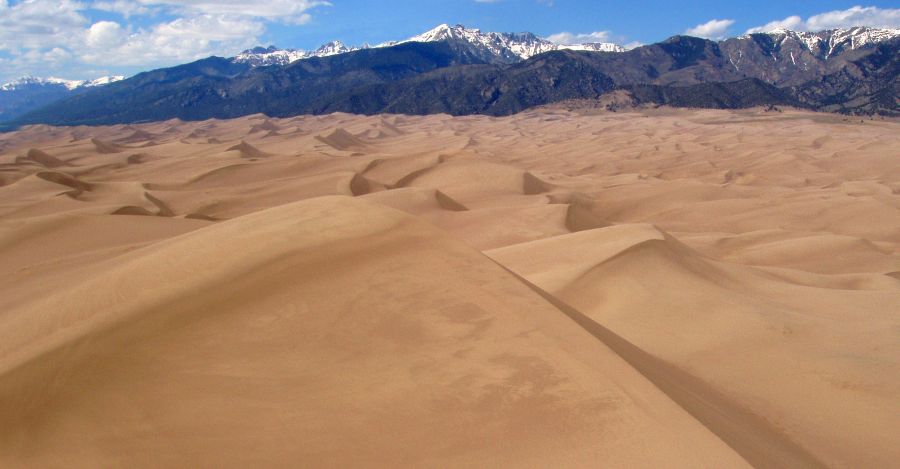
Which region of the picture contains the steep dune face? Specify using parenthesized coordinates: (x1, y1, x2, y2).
(0, 108, 897, 467)
(488, 225, 900, 468)
(0, 196, 747, 468)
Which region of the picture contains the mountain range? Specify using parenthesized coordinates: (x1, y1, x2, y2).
(3, 24, 898, 128)
(0, 75, 124, 123)
(232, 24, 625, 67)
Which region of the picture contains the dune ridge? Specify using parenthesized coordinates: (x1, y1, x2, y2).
(498, 262, 827, 469)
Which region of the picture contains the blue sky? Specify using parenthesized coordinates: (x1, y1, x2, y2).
(1, 1, 899, 82)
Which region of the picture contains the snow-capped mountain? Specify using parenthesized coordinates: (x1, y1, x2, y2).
(717, 26, 899, 84)
(0, 75, 124, 91)
(743, 26, 900, 58)
(233, 23, 900, 70)
(233, 42, 362, 67)
(82, 75, 125, 87)
(0, 75, 125, 122)
(397, 24, 624, 60)
(233, 24, 625, 67)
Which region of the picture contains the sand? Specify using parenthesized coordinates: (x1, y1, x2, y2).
(0, 108, 897, 467)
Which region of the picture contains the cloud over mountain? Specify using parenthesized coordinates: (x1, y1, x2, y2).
(546, 31, 614, 45)
(685, 19, 735, 39)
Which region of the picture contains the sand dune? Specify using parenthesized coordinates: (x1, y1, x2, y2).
(489, 224, 900, 467)
(0, 107, 897, 467)
(0, 196, 749, 467)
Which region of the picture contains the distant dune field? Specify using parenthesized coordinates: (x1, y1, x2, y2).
(0, 107, 897, 468)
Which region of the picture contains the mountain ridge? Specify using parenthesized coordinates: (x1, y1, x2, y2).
(4, 25, 898, 127)
(0, 75, 125, 123)
(233, 24, 898, 68)
(233, 23, 626, 67)
(1, 75, 125, 91)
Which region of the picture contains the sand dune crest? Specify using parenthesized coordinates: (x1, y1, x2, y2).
(16, 148, 67, 167)
(226, 140, 272, 159)
(91, 138, 124, 154)
(315, 127, 368, 150)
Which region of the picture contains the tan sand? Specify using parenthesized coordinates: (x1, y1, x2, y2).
(0, 107, 897, 467)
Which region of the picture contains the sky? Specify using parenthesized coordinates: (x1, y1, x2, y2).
(1, 1, 899, 83)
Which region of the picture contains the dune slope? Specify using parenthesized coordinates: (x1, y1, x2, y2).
(0, 196, 748, 468)
(488, 224, 900, 468)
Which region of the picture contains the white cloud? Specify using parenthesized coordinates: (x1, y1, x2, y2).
(747, 6, 900, 33)
(19, 47, 73, 65)
(806, 5, 900, 30)
(0, 0, 89, 53)
(86, 21, 127, 48)
(0, 0, 330, 82)
(85, 0, 328, 22)
(685, 19, 735, 39)
(136, 0, 329, 24)
(43, 47, 71, 62)
(91, 0, 154, 18)
(546, 31, 613, 45)
(80, 15, 264, 66)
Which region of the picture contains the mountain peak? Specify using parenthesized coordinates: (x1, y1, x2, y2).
(314, 40, 354, 56)
(408, 23, 473, 42)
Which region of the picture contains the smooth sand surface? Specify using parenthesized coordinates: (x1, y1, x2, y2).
(0, 108, 897, 467)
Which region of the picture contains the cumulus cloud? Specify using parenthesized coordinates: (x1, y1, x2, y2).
(747, 6, 900, 33)
(80, 15, 264, 66)
(684, 19, 735, 39)
(0, 0, 89, 53)
(85, 21, 127, 48)
(0, 0, 329, 82)
(546, 31, 614, 45)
